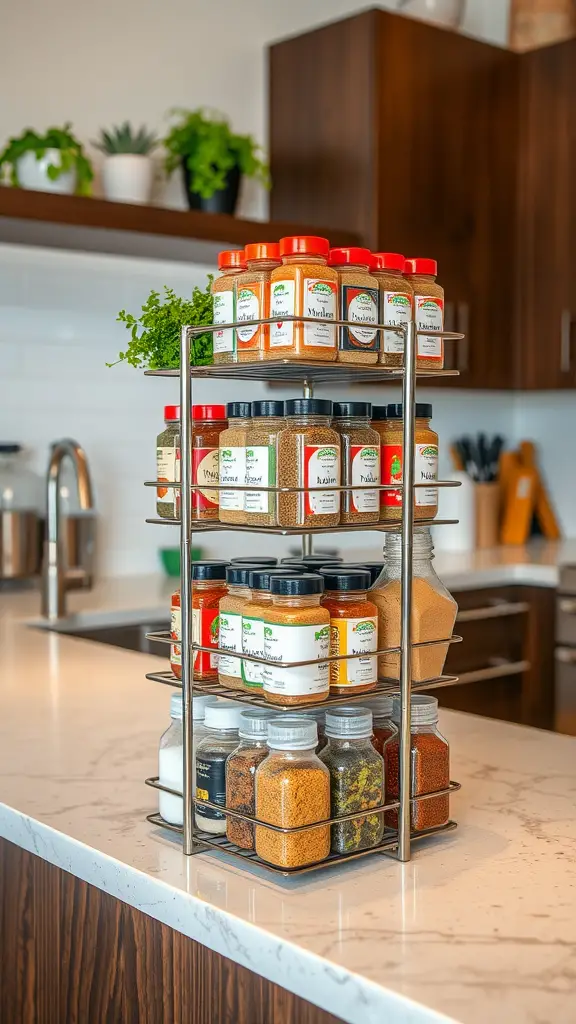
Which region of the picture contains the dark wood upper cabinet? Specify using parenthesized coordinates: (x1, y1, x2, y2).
(269, 9, 576, 390)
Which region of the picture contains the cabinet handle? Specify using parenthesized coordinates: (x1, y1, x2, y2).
(456, 600, 529, 623)
(555, 647, 576, 664)
(558, 598, 576, 615)
(455, 659, 530, 685)
(560, 309, 572, 373)
(456, 301, 469, 372)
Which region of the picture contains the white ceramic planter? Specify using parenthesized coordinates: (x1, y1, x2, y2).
(16, 149, 77, 194)
(102, 154, 153, 204)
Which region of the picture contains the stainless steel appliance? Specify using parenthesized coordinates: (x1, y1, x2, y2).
(0, 444, 43, 580)
(555, 564, 576, 735)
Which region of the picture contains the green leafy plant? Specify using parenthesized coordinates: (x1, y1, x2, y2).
(112, 280, 214, 369)
(163, 108, 269, 199)
(93, 121, 158, 155)
(0, 124, 94, 195)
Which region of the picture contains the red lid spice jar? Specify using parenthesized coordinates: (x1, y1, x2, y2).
(212, 249, 246, 364)
(372, 253, 414, 367)
(170, 559, 229, 681)
(328, 247, 379, 363)
(268, 236, 338, 362)
(234, 242, 281, 362)
(403, 258, 444, 369)
(319, 568, 378, 697)
(191, 404, 227, 521)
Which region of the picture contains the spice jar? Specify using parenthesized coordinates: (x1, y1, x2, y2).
(255, 716, 330, 868)
(371, 529, 457, 682)
(241, 568, 300, 691)
(343, 562, 384, 587)
(192, 404, 227, 521)
(373, 403, 439, 522)
(170, 585, 182, 678)
(234, 242, 281, 361)
(158, 693, 214, 826)
(268, 236, 338, 362)
(191, 560, 229, 681)
(281, 555, 342, 572)
(277, 399, 341, 529)
(231, 557, 278, 567)
(386, 694, 450, 831)
(319, 569, 378, 696)
(218, 564, 262, 690)
(372, 252, 414, 367)
(212, 249, 247, 364)
(218, 402, 251, 525)
(365, 694, 397, 759)
(244, 401, 285, 527)
(403, 257, 444, 369)
(156, 405, 180, 519)
(303, 707, 328, 752)
(332, 402, 380, 525)
(262, 574, 330, 707)
(195, 701, 243, 835)
(225, 709, 276, 849)
(328, 247, 379, 364)
(319, 707, 385, 854)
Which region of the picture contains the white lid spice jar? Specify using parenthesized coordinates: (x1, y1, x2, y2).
(225, 708, 277, 849)
(332, 401, 381, 525)
(387, 694, 450, 832)
(277, 399, 341, 529)
(195, 701, 243, 835)
(262, 574, 331, 707)
(158, 693, 213, 826)
(328, 246, 380, 364)
(218, 402, 251, 525)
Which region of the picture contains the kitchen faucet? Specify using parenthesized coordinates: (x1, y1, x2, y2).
(42, 439, 95, 621)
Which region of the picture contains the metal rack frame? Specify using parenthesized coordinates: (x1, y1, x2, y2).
(145, 314, 464, 871)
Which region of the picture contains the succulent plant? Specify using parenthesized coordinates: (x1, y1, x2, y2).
(94, 122, 158, 156)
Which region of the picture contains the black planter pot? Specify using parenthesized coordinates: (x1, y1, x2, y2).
(182, 161, 241, 215)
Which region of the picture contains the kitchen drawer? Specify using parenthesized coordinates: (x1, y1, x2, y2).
(556, 593, 576, 646)
(555, 648, 576, 735)
(438, 672, 524, 723)
(446, 586, 529, 675)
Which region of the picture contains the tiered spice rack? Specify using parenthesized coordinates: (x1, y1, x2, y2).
(144, 314, 464, 874)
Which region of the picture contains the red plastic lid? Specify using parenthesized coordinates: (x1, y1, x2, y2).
(164, 405, 180, 421)
(218, 249, 246, 271)
(245, 241, 280, 262)
(328, 246, 373, 267)
(373, 252, 405, 272)
(192, 404, 227, 421)
(404, 257, 437, 276)
(279, 235, 330, 257)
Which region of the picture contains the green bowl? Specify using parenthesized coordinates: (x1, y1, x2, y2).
(159, 547, 203, 577)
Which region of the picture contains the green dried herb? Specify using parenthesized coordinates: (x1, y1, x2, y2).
(111, 281, 214, 369)
(320, 741, 385, 854)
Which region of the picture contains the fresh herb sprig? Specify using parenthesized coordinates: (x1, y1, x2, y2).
(112, 281, 214, 369)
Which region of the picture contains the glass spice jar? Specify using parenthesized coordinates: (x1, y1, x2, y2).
(158, 693, 213, 826)
(328, 247, 379, 364)
(241, 568, 300, 691)
(192, 404, 227, 521)
(156, 404, 181, 520)
(372, 252, 414, 367)
(234, 242, 281, 361)
(281, 555, 343, 572)
(255, 716, 331, 869)
(403, 257, 444, 369)
(277, 399, 341, 530)
(332, 401, 380, 525)
(195, 701, 243, 835)
(365, 694, 397, 759)
(218, 564, 263, 690)
(373, 402, 439, 522)
(225, 709, 276, 850)
(343, 562, 384, 587)
(319, 707, 385, 854)
(268, 236, 338, 362)
(212, 249, 247, 364)
(319, 569, 378, 697)
(386, 694, 450, 832)
(184, 560, 229, 682)
(218, 401, 251, 525)
(262, 574, 330, 707)
(302, 707, 328, 752)
(244, 400, 285, 527)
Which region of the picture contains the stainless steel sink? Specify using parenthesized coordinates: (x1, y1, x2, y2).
(33, 608, 170, 658)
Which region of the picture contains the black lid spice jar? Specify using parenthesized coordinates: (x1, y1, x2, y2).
(328, 247, 380, 364)
(218, 402, 251, 526)
(262, 574, 331, 707)
(244, 401, 286, 528)
(332, 402, 381, 525)
(218, 564, 264, 691)
(372, 403, 439, 522)
(277, 399, 341, 529)
(319, 569, 378, 696)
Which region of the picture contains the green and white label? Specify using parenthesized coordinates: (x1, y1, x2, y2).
(241, 614, 264, 689)
(270, 279, 295, 347)
(245, 445, 276, 513)
(213, 291, 235, 354)
(382, 291, 412, 354)
(218, 610, 243, 679)
(415, 443, 438, 506)
(263, 621, 330, 696)
(219, 445, 246, 512)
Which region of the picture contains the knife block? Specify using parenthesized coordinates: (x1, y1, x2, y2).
(474, 482, 500, 549)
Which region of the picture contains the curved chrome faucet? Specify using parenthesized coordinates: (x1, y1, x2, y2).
(42, 439, 95, 621)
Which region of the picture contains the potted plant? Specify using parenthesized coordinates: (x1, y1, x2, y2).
(111, 280, 214, 369)
(163, 108, 269, 215)
(0, 124, 93, 195)
(93, 122, 158, 204)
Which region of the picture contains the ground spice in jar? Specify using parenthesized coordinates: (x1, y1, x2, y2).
(319, 569, 378, 697)
(403, 258, 444, 370)
(328, 247, 379, 364)
(268, 236, 338, 362)
(212, 249, 246, 364)
(277, 399, 341, 529)
(218, 402, 251, 525)
(157, 405, 181, 519)
(244, 401, 285, 527)
(241, 568, 300, 691)
(225, 709, 276, 849)
(386, 695, 450, 831)
(262, 574, 330, 707)
(372, 252, 414, 368)
(234, 242, 281, 361)
(218, 564, 262, 690)
(255, 716, 330, 869)
(319, 707, 385, 854)
(332, 402, 380, 525)
(192, 405, 227, 521)
(190, 560, 229, 682)
(170, 586, 182, 679)
(374, 403, 438, 522)
(365, 694, 397, 759)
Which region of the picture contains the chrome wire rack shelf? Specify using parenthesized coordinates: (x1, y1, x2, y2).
(143, 314, 464, 873)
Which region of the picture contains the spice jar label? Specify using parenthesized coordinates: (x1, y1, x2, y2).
(157, 445, 178, 507)
(269, 279, 296, 348)
(213, 291, 235, 355)
(415, 295, 443, 360)
(263, 622, 330, 696)
(340, 285, 379, 350)
(218, 610, 243, 679)
(349, 444, 380, 513)
(415, 444, 439, 506)
(241, 615, 265, 688)
(245, 445, 275, 514)
(192, 447, 220, 513)
(330, 616, 378, 688)
(170, 601, 181, 669)
(303, 278, 337, 348)
(236, 283, 262, 348)
(382, 444, 403, 508)
(303, 445, 340, 516)
(192, 606, 219, 675)
(219, 446, 246, 512)
(196, 755, 227, 821)
(382, 291, 412, 354)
